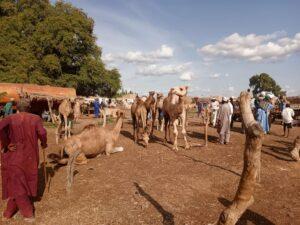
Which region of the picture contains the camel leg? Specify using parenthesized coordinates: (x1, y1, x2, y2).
(55, 120, 62, 144)
(181, 116, 190, 150)
(151, 109, 156, 136)
(75, 153, 88, 165)
(102, 111, 106, 127)
(164, 116, 169, 143)
(172, 119, 179, 151)
(63, 115, 68, 140)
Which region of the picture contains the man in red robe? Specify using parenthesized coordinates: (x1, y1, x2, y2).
(0, 100, 47, 222)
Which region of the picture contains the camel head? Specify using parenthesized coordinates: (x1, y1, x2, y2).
(157, 93, 164, 99)
(116, 110, 125, 119)
(149, 91, 155, 96)
(170, 86, 188, 97)
(142, 130, 150, 148)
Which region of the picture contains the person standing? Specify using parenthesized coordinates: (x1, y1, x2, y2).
(281, 103, 295, 137)
(0, 100, 47, 222)
(93, 98, 100, 118)
(210, 98, 219, 127)
(216, 97, 233, 144)
(3, 98, 14, 117)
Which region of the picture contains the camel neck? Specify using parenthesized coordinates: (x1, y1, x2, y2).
(113, 116, 123, 136)
(171, 94, 180, 104)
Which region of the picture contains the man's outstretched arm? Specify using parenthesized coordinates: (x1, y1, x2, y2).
(36, 118, 47, 148)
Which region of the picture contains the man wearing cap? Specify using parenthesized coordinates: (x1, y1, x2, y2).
(216, 97, 233, 144)
(0, 100, 47, 222)
(3, 98, 14, 117)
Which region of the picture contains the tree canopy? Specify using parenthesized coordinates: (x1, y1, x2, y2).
(249, 73, 282, 96)
(0, 0, 121, 97)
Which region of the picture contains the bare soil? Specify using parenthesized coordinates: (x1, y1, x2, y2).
(1, 112, 300, 225)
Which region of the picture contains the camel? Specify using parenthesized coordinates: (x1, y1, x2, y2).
(73, 99, 81, 123)
(55, 98, 73, 144)
(291, 136, 300, 161)
(131, 96, 150, 147)
(48, 111, 125, 189)
(143, 91, 156, 136)
(162, 86, 190, 151)
(102, 107, 121, 127)
(156, 93, 165, 131)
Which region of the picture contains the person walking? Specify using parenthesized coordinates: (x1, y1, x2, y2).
(281, 103, 295, 137)
(216, 97, 233, 144)
(0, 100, 47, 222)
(93, 98, 100, 118)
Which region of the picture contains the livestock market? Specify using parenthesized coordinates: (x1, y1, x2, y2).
(0, 1, 299, 225)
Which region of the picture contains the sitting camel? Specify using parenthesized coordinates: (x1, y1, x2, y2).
(131, 96, 150, 147)
(49, 111, 125, 189)
(162, 86, 190, 151)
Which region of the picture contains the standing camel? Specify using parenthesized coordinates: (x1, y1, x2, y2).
(56, 98, 73, 144)
(73, 98, 81, 123)
(162, 86, 190, 151)
(156, 93, 165, 131)
(143, 91, 156, 137)
(131, 96, 150, 147)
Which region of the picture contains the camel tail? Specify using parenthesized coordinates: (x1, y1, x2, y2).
(66, 150, 81, 191)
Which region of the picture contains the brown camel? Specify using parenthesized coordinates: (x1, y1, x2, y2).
(143, 91, 156, 136)
(131, 96, 149, 147)
(49, 111, 125, 189)
(291, 136, 300, 161)
(56, 98, 73, 144)
(162, 86, 190, 151)
(155, 93, 165, 131)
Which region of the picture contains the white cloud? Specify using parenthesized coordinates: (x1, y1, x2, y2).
(225, 73, 229, 77)
(210, 73, 220, 78)
(136, 63, 189, 76)
(102, 45, 174, 64)
(180, 71, 193, 81)
(198, 31, 300, 62)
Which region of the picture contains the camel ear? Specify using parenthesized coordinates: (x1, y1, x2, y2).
(185, 86, 189, 90)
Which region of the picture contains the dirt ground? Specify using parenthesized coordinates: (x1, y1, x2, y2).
(1, 111, 299, 225)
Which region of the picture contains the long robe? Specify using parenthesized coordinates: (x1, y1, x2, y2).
(0, 112, 47, 200)
(256, 108, 268, 134)
(94, 100, 100, 117)
(217, 103, 232, 143)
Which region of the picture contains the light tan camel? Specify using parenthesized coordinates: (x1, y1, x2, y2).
(131, 96, 150, 147)
(73, 99, 81, 123)
(102, 107, 120, 127)
(56, 98, 73, 144)
(291, 136, 300, 161)
(144, 91, 156, 136)
(156, 93, 165, 131)
(162, 86, 190, 151)
(49, 111, 125, 189)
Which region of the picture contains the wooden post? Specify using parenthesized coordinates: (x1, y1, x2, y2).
(215, 91, 264, 225)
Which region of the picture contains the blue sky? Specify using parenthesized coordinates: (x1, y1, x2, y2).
(60, 0, 300, 96)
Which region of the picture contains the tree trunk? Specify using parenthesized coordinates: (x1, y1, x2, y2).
(216, 91, 264, 225)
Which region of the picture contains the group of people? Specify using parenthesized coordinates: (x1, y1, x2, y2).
(197, 97, 234, 145)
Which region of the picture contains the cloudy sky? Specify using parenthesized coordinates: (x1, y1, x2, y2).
(61, 0, 300, 97)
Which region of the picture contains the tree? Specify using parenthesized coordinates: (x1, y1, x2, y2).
(0, 0, 121, 97)
(249, 73, 282, 96)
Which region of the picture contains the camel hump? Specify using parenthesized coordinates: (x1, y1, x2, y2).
(83, 124, 97, 130)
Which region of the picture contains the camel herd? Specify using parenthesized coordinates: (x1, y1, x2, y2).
(42, 88, 300, 224)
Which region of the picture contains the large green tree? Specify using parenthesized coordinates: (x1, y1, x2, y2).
(0, 0, 121, 97)
(249, 73, 282, 96)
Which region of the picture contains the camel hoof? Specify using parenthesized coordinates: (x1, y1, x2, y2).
(185, 145, 191, 150)
(172, 146, 179, 151)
